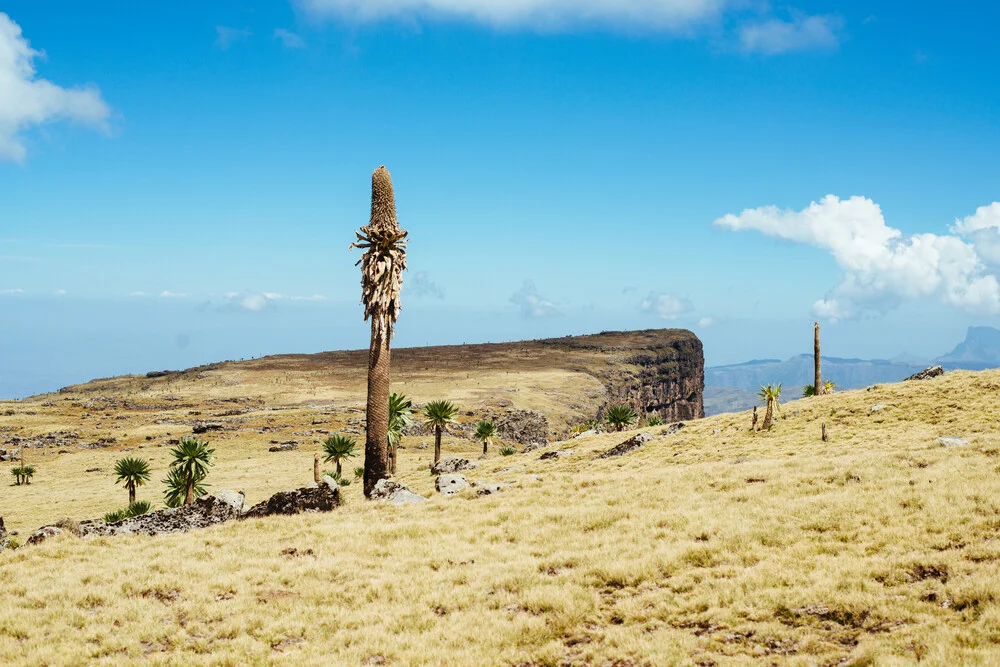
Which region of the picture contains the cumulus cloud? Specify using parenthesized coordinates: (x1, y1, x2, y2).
(639, 292, 694, 320)
(216, 26, 252, 50)
(273, 28, 306, 48)
(953, 203, 1000, 267)
(295, 0, 726, 31)
(739, 14, 842, 54)
(408, 271, 445, 299)
(510, 280, 559, 318)
(0, 13, 111, 162)
(715, 195, 1000, 320)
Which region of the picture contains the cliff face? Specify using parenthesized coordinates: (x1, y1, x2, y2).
(540, 329, 705, 422)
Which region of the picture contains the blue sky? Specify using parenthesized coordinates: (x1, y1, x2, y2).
(2, 1, 999, 398)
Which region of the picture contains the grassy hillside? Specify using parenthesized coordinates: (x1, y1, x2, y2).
(3, 370, 1000, 665)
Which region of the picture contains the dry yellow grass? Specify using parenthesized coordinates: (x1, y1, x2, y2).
(3, 370, 1000, 665)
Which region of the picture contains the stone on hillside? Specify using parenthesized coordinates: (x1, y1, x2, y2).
(0, 517, 8, 552)
(192, 422, 223, 434)
(370, 479, 426, 506)
(431, 457, 477, 474)
(598, 432, 655, 459)
(268, 441, 299, 452)
(936, 437, 970, 447)
(435, 474, 469, 496)
(663, 422, 685, 435)
(0, 448, 20, 462)
(906, 366, 945, 381)
(539, 450, 575, 460)
(472, 482, 507, 497)
(495, 409, 549, 446)
(573, 429, 598, 439)
(244, 477, 340, 517)
(871, 404, 886, 413)
(25, 526, 62, 547)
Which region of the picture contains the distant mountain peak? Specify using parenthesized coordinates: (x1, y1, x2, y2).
(936, 326, 1000, 367)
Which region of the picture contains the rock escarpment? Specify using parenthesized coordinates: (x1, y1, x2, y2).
(541, 329, 704, 422)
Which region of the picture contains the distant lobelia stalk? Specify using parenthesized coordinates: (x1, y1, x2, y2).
(351, 166, 408, 498)
(814, 322, 822, 396)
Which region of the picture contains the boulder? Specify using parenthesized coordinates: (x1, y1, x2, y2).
(906, 366, 944, 381)
(598, 432, 655, 459)
(244, 477, 340, 517)
(192, 422, 223, 434)
(936, 437, 970, 447)
(539, 450, 575, 460)
(435, 474, 469, 496)
(472, 482, 507, 497)
(663, 422, 685, 435)
(494, 409, 549, 446)
(25, 526, 62, 547)
(0, 517, 8, 551)
(370, 479, 426, 506)
(431, 457, 478, 474)
(0, 448, 20, 462)
(871, 404, 886, 413)
(268, 441, 299, 452)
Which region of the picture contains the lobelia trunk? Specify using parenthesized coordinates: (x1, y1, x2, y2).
(434, 426, 442, 464)
(185, 479, 194, 505)
(363, 320, 391, 496)
(129, 485, 136, 506)
(314, 453, 320, 484)
(814, 322, 822, 396)
(762, 400, 774, 431)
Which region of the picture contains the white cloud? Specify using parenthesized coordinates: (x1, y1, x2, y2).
(273, 28, 306, 48)
(953, 202, 1000, 266)
(716, 195, 1000, 320)
(698, 316, 715, 327)
(295, 0, 726, 31)
(510, 280, 559, 318)
(54, 289, 66, 296)
(739, 14, 842, 55)
(238, 293, 270, 312)
(263, 292, 283, 300)
(408, 271, 445, 299)
(216, 26, 252, 50)
(0, 288, 25, 295)
(640, 292, 694, 320)
(160, 290, 189, 299)
(0, 13, 111, 162)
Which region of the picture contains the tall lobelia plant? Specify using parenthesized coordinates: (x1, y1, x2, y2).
(351, 166, 408, 497)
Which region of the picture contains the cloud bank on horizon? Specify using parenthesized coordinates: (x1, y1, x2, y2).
(716, 196, 1000, 321)
(0, 13, 110, 162)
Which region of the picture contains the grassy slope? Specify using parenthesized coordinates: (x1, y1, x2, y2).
(2, 371, 1000, 665)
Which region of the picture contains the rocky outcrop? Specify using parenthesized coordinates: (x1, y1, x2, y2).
(598, 432, 655, 459)
(79, 491, 247, 537)
(906, 366, 944, 381)
(244, 477, 340, 516)
(0, 517, 8, 551)
(25, 526, 62, 546)
(435, 474, 469, 496)
(539, 450, 575, 460)
(370, 479, 426, 506)
(492, 409, 549, 446)
(430, 457, 477, 474)
(541, 329, 704, 423)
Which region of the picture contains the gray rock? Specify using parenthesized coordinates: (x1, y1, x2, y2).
(936, 437, 970, 447)
(430, 457, 478, 474)
(268, 441, 299, 452)
(244, 477, 340, 516)
(435, 474, 469, 496)
(0, 448, 20, 462)
(472, 482, 507, 497)
(370, 479, 426, 506)
(871, 404, 886, 413)
(598, 432, 654, 459)
(192, 422, 224, 434)
(663, 422, 686, 435)
(573, 429, 598, 439)
(539, 450, 575, 460)
(25, 526, 62, 547)
(906, 366, 944, 381)
(416, 443, 429, 450)
(0, 517, 8, 552)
